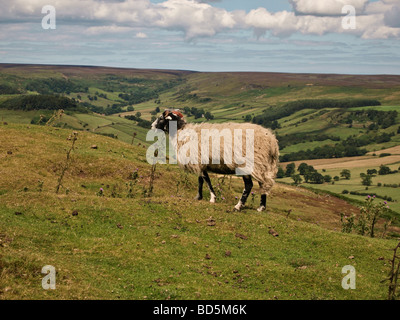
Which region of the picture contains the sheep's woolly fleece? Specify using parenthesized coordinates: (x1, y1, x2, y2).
(172, 121, 279, 195)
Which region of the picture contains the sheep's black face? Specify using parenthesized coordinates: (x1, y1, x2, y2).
(151, 110, 185, 133)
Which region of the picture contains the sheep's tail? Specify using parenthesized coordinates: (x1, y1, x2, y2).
(271, 138, 280, 167)
(254, 132, 280, 196)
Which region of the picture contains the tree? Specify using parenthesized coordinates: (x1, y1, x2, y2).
(276, 167, 285, 179)
(310, 172, 324, 184)
(360, 173, 372, 186)
(304, 166, 317, 183)
(334, 176, 340, 181)
(136, 111, 142, 118)
(324, 175, 332, 183)
(340, 169, 351, 180)
(298, 163, 309, 175)
(367, 169, 377, 176)
(244, 114, 252, 122)
(285, 163, 296, 177)
(204, 111, 214, 120)
(127, 106, 134, 112)
(379, 165, 391, 175)
(291, 174, 302, 185)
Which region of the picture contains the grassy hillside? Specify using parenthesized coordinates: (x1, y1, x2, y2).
(0, 123, 399, 300)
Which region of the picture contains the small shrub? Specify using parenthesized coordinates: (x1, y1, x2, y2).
(97, 188, 104, 197)
(340, 213, 355, 233)
(379, 153, 391, 158)
(357, 196, 390, 238)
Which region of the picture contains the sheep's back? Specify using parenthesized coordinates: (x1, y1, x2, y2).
(175, 122, 279, 175)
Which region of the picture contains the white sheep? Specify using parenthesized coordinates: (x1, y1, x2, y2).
(151, 109, 279, 211)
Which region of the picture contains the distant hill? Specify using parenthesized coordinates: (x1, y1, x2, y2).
(0, 63, 399, 157)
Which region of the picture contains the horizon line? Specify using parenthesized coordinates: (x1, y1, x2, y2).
(1, 62, 400, 77)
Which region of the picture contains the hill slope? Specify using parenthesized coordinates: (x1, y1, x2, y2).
(0, 123, 398, 300)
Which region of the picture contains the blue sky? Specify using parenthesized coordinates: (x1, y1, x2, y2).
(0, 0, 399, 74)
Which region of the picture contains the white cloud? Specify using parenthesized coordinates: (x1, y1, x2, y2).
(243, 1, 400, 39)
(135, 32, 148, 38)
(153, 0, 236, 39)
(195, 0, 222, 3)
(289, 0, 368, 16)
(0, 0, 399, 40)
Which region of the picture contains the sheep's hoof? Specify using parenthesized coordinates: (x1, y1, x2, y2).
(210, 194, 216, 203)
(257, 206, 266, 212)
(194, 194, 203, 200)
(234, 202, 244, 211)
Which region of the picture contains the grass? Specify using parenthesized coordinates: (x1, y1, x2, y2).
(281, 139, 337, 154)
(0, 123, 399, 300)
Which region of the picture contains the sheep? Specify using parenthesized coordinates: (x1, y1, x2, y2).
(151, 109, 279, 212)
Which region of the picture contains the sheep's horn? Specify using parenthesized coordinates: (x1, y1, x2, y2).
(172, 111, 184, 119)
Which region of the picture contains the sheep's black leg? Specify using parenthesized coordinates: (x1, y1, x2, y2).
(257, 181, 268, 212)
(234, 175, 253, 211)
(195, 176, 204, 200)
(260, 194, 267, 208)
(203, 171, 217, 203)
(240, 175, 253, 204)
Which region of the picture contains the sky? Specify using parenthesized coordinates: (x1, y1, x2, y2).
(0, 0, 400, 74)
